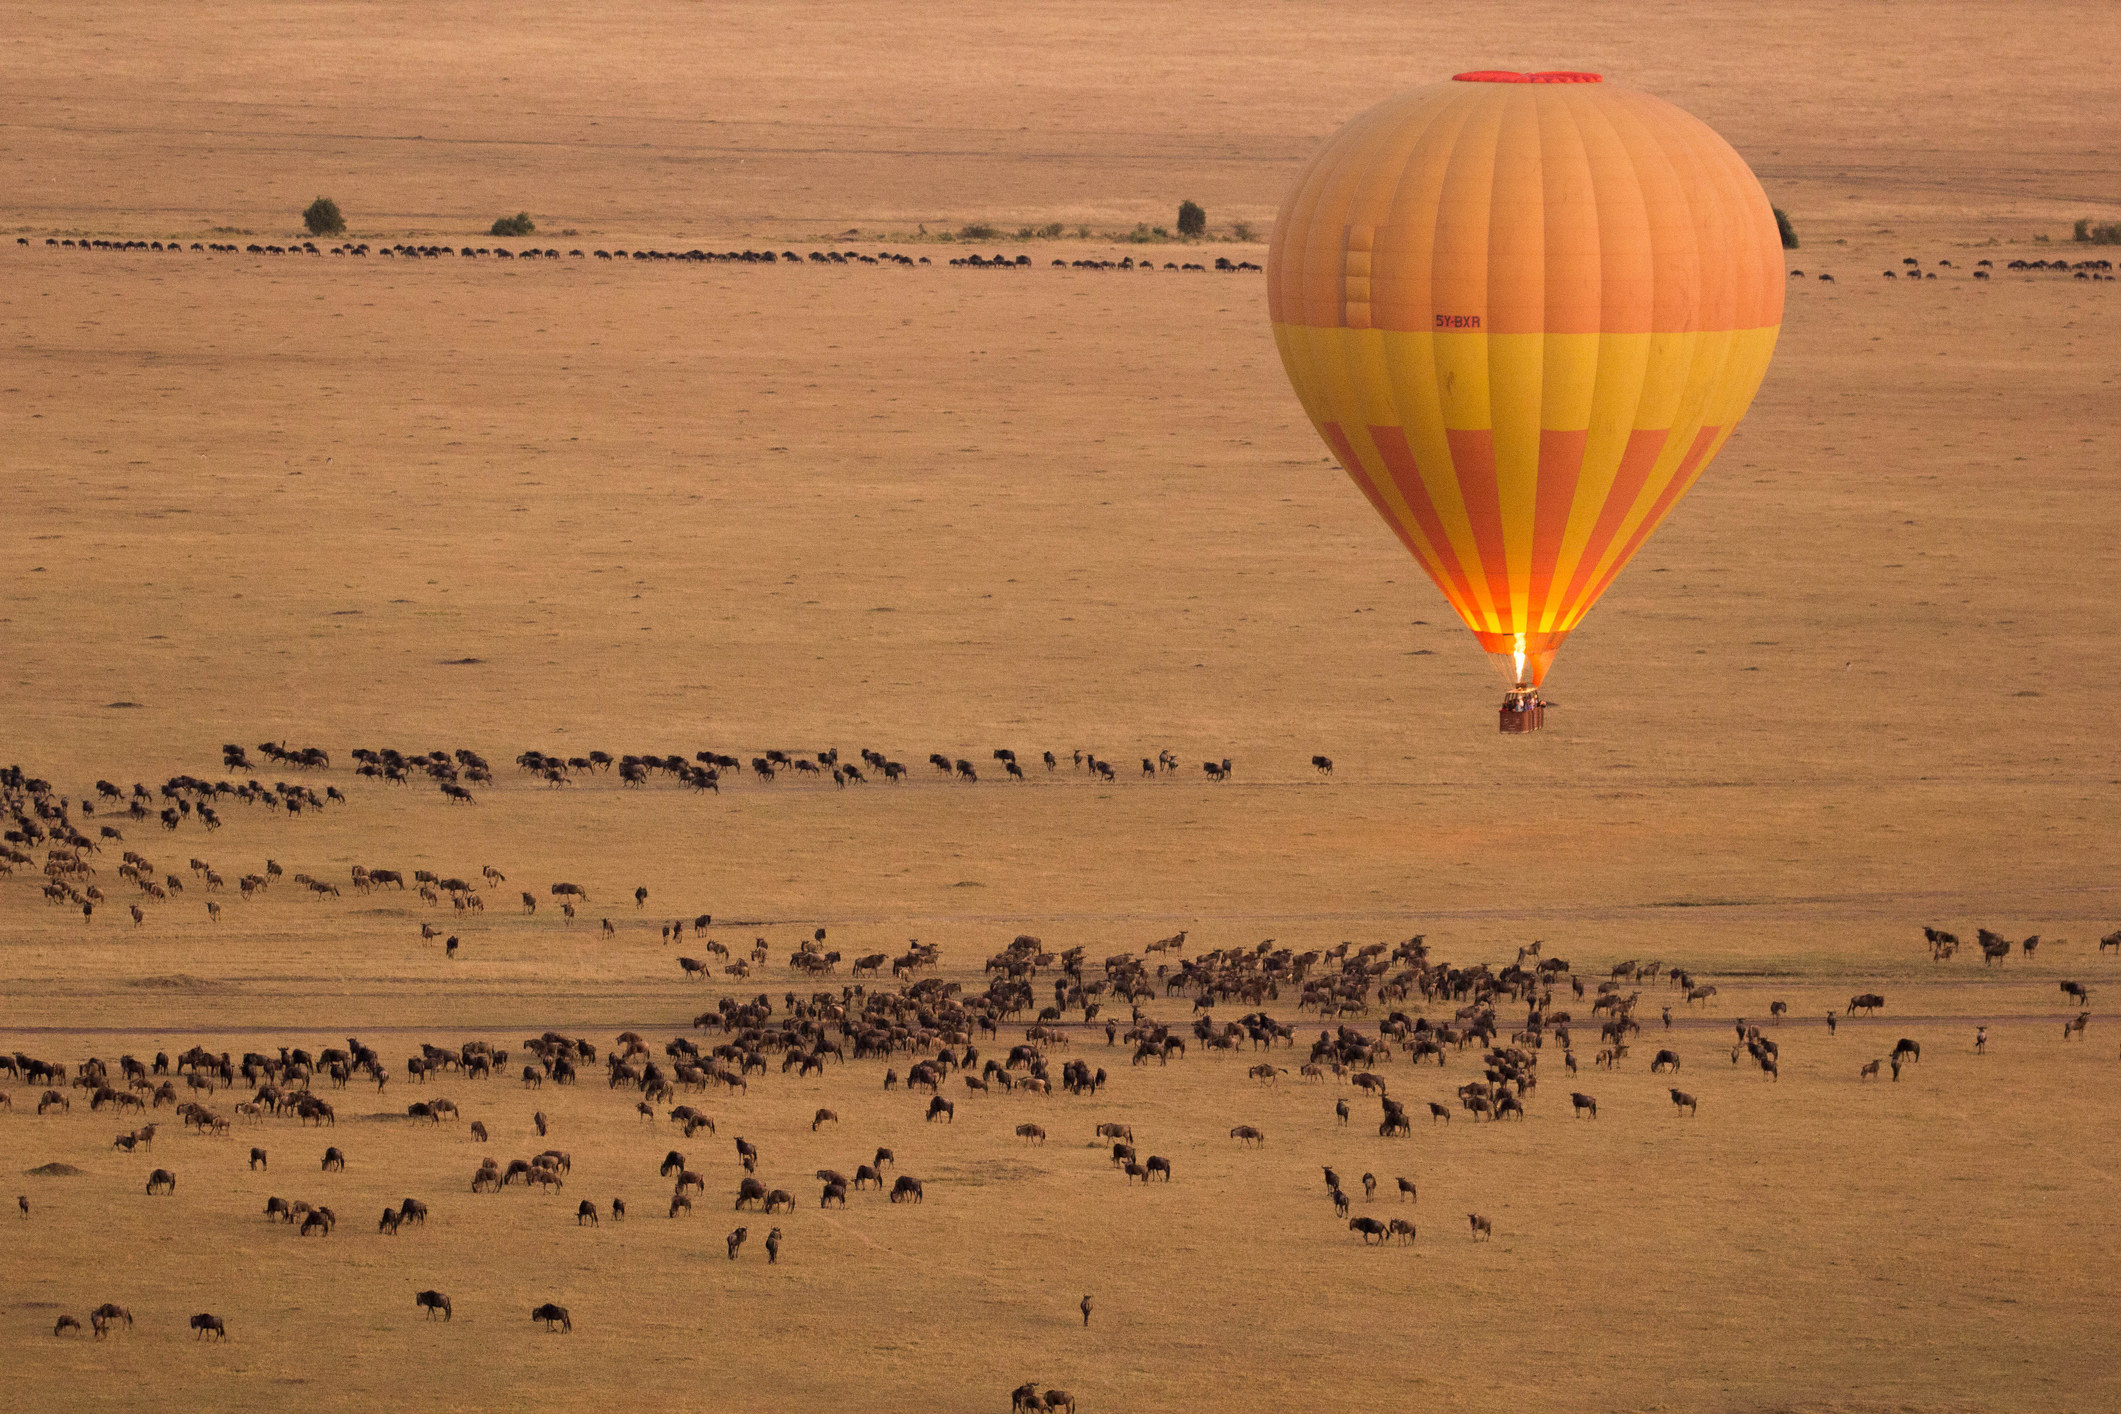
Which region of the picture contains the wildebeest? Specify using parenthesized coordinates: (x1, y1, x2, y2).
(1860, 1058, 1882, 1080)
(249, 1147, 267, 1170)
(1569, 1092, 1598, 1119)
(1891, 1038, 1920, 1065)
(1670, 1089, 1697, 1116)
(1387, 1218, 1417, 1243)
(890, 1175, 924, 1204)
(734, 1177, 766, 1210)
(1651, 1049, 1681, 1073)
(926, 1096, 954, 1123)
(726, 1226, 748, 1259)
(1349, 1216, 1388, 1243)
(322, 1146, 345, 1171)
(146, 1168, 176, 1194)
(1468, 1213, 1493, 1241)
(1229, 1125, 1264, 1146)
(576, 1199, 600, 1226)
(811, 1107, 838, 1131)
(531, 1302, 571, 1332)
(1016, 1123, 1046, 1143)
(90, 1303, 132, 1338)
(54, 1315, 81, 1336)
(416, 1290, 451, 1321)
(1848, 992, 1886, 1015)
(190, 1312, 226, 1339)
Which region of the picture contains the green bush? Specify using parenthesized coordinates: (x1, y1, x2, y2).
(1035, 221, 1064, 239)
(1177, 200, 1206, 237)
(958, 222, 998, 240)
(302, 198, 346, 237)
(490, 212, 536, 237)
(1231, 220, 1256, 243)
(2074, 218, 2121, 245)
(1773, 207, 1798, 250)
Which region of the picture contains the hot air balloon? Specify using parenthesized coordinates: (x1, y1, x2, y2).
(1267, 71, 1783, 731)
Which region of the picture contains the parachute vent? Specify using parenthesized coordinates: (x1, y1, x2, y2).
(1452, 71, 1603, 84)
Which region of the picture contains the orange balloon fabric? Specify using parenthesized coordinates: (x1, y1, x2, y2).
(1268, 72, 1783, 686)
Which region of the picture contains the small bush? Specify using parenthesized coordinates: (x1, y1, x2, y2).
(490, 212, 535, 237)
(1772, 207, 1798, 250)
(1231, 220, 1256, 243)
(958, 222, 998, 240)
(1177, 200, 1206, 237)
(302, 198, 346, 237)
(2074, 218, 2121, 245)
(1035, 221, 1064, 239)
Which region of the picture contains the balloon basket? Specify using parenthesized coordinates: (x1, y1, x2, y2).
(1499, 691, 1545, 734)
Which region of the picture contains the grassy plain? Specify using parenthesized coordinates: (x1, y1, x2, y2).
(3, 2, 2121, 1411)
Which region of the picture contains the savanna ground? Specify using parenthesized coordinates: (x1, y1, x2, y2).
(3, 2, 2120, 1411)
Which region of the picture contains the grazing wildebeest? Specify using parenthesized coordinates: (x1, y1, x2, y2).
(1043, 1391, 1077, 1414)
(1651, 1049, 1681, 1073)
(726, 1226, 748, 1259)
(190, 1312, 226, 1339)
(322, 1146, 345, 1171)
(1145, 1156, 1172, 1181)
(1012, 1385, 1042, 1414)
(1349, 1216, 1388, 1243)
(926, 1096, 954, 1123)
(874, 1147, 895, 1170)
(1670, 1089, 1697, 1116)
(249, 1147, 267, 1170)
(416, 1290, 451, 1321)
(577, 1199, 600, 1226)
(1891, 1038, 1920, 1065)
(669, 1194, 692, 1218)
(470, 1121, 488, 1143)
(90, 1303, 132, 1338)
(1468, 1213, 1493, 1241)
(377, 1207, 403, 1235)
(890, 1175, 924, 1204)
(146, 1168, 176, 1194)
(812, 1108, 838, 1131)
(734, 1177, 766, 1210)
(1569, 1092, 1598, 1119)
(531, 1303, 571, 1332)
(1229, 1125, 1265, 1146)
(55, 1315, 81, 1336)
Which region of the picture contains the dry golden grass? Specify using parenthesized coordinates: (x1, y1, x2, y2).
(4, 2, 2121, 1411)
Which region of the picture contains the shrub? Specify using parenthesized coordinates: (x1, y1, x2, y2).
(958, 222, 997, 240)
(302, 198, 346, 237)
(1231, 220, 1256, 243)
(2074, 218, 2121, 245)
(491, 212, 535, 237)
(1177, 200, 1206, 237)
(1773, 207, 1798, 250)
(1035, 221, 1064, 239)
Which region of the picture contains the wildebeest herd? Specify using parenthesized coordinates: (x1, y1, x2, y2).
(5, 752, 2115, 1410)
(10, 235, 1264, 276)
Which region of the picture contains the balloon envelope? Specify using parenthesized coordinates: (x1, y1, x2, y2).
(1267, 72, 1783, 687)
